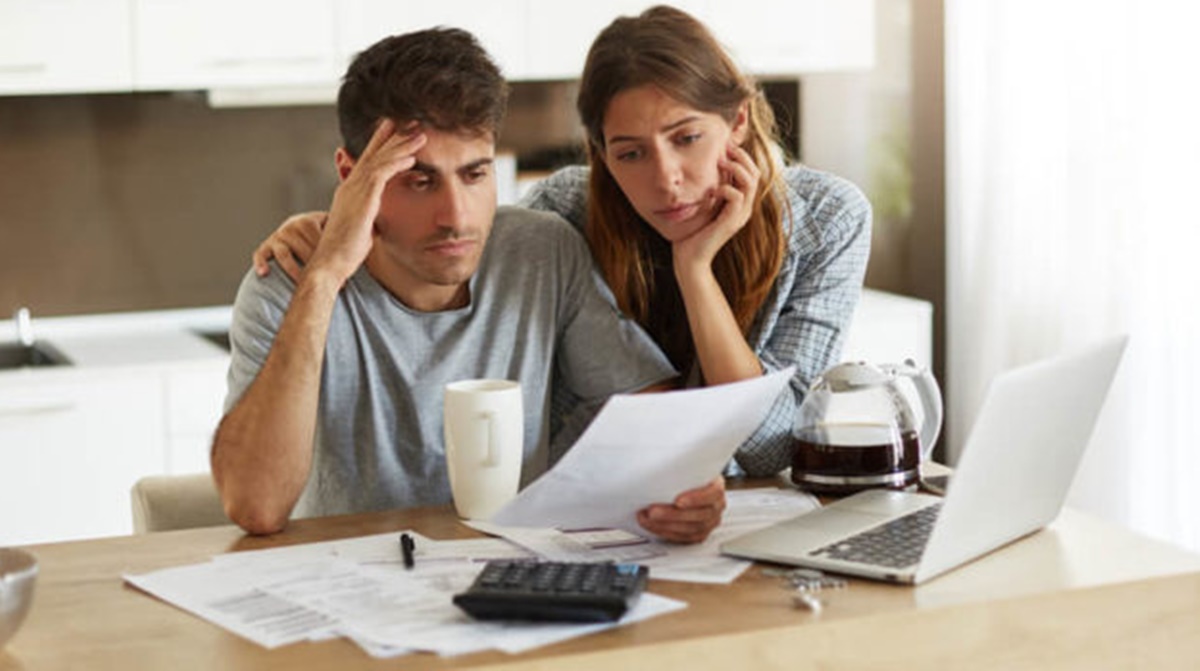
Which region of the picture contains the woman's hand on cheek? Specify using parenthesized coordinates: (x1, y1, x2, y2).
(672, 144, 760, 275)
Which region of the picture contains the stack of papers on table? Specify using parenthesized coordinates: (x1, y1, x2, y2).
(124, 488, 818, 658)
(126, 365, 813, 657)
(125, 529, 683, 657)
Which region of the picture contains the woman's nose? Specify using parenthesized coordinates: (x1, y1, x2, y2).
(653, 152, 684, 192)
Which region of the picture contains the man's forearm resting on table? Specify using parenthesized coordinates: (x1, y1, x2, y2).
(212, 271, 342, 534)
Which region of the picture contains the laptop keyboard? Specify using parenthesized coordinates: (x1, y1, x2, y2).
(810, 503, 943, 569)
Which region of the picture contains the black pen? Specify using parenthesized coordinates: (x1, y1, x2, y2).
(400, 532, 415, 569)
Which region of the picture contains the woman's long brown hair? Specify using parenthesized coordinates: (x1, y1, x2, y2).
(577, 5, 787, 375)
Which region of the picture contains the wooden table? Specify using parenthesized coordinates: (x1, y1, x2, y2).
(3, 484, 1200, 670)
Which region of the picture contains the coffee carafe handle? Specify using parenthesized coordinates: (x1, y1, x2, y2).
(906, 361, 943, 460)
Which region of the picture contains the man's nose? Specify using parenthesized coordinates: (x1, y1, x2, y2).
(434, 181, 470, 231)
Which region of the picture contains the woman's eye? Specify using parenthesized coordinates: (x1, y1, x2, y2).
(678, 133, 702, 146)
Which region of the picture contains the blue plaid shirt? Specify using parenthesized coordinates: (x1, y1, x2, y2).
(522, 164, 871, 476)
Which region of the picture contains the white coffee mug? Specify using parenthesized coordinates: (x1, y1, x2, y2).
(443, 379, 523, 519)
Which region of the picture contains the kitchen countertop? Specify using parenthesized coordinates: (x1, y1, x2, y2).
(0, 305, 231, 371)
(51, 330, 228, 368)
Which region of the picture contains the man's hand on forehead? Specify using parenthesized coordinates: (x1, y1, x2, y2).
(307, 118, 428, 283)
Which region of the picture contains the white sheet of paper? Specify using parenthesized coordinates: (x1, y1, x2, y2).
(465, 520, 663, 563)
(124, 560, 346, 649)
(491, 368, 794, 532)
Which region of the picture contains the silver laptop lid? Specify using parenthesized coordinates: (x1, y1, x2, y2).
(914, 336, 1128, 583)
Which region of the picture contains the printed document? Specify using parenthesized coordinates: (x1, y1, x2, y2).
(123, 487, 817, 656)
(491, 368, 794, 531)
(125, 531, 685, 657)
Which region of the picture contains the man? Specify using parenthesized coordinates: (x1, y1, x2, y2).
(211, 27, 726, 542)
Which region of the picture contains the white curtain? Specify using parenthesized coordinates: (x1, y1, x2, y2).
(946, 0, 1200, 552)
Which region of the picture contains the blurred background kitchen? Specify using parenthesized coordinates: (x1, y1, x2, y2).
(0, 1, 934, 323)
(2, 1, 1198, 557)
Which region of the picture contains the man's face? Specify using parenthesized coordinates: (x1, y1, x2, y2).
(362, 128, 497, 311)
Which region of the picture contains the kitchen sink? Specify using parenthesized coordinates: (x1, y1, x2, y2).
(0, 342, 72, 369)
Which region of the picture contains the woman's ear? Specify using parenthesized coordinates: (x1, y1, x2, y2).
(334, 147, 356, 182)
(731, 102, 750, 145)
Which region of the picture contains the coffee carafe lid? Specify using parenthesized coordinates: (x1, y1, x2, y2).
(821, 362, 890, 392)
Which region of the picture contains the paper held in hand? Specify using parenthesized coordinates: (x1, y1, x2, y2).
(491, 367, 795, 532)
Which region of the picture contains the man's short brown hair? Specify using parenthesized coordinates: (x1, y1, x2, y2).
(337, 27, 509, 158)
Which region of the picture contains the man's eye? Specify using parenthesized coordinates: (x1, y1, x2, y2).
(465, 169, 490, 183)
(409, 178, 433, 191)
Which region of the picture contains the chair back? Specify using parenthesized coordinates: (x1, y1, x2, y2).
(130, 473, 228, 533)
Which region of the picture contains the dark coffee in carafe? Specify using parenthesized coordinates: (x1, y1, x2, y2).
(791, 423, 921, 495)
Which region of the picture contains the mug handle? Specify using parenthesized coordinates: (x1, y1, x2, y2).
(480, 410, 500, 467)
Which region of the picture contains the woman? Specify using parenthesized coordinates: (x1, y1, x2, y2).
(254, 6, 870, 480)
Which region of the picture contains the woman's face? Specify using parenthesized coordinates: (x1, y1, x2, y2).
(600, 85, 746, 243)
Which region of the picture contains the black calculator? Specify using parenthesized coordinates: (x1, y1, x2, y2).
(452, 560, 649, 623)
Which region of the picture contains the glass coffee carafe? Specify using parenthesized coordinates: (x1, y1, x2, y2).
(791, 359, 942, 496)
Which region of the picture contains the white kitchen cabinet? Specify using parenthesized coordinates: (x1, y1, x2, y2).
(335, 0, 529, 81)
(163, 360, 227, 474)
(0, 310, 231, 546)
(0, 0, 134, 95)
(523, 0, 709, 82)
(332, 0, 873, 85)
(133, 0, 340, 90)
(707, 0, 875, 76)
(523, 0, 873, 81)
(0, 370, 163, 546)
(1, 0, 875, 98)
(339, 1, 871, 84)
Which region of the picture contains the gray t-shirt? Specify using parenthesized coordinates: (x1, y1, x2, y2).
(224, 206, 676, 519)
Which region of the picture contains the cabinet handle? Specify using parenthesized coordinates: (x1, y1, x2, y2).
(0, 63, 48, 75)
(0, 401, 77, 417)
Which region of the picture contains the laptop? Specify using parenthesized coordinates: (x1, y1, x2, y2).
(721, 336, 1128, 584)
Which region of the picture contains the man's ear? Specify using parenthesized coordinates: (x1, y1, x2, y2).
(731, 102, 750, 145)
(334, 147, 355, 182)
